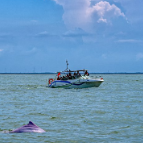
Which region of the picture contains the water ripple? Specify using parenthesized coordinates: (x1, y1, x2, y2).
(0, 74, 143, 142)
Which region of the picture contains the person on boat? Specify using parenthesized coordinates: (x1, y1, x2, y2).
(57, 76, 60, 80)
(68, 72, 72, 79)
(77, 71, 81, 77)
(57, 72, 61, 80)
(61, 76, 67, 80)
(73, 72, 77, 78)
(72, 75, 75, 79)
(84, 70, 89, 76)
(66, 73, 69, 79)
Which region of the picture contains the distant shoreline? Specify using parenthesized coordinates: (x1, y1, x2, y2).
(0, 72, 143, 74)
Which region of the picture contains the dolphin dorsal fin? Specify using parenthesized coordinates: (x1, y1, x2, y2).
(28, 121, 35, 126)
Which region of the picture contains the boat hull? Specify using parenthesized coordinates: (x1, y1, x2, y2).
(48, 78, 104, 89)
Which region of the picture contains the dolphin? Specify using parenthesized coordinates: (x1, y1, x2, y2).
(9, 121, 46, 133)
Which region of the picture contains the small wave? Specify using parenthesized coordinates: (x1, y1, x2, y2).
(95, 110, 107, 114)
(119, 125, 130, 129)
(0, 129, 12, 133)
(28, 113, 47, 116)
(50, 117, 57, 120)
(108, 130, 120, 135)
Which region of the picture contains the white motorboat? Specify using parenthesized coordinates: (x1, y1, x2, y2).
(48, 61, 104, 89)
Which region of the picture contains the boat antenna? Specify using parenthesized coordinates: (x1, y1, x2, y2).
(66, 60, 69, 71)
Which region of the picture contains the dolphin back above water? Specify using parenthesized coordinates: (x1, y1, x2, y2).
(9, 121, 46, 133)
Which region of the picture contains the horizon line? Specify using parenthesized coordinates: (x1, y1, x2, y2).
(0, 72, 143, 74)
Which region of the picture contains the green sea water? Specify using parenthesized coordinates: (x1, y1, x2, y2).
(0, 74, 143, 143)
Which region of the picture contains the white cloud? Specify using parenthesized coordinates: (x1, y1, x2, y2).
(36, 31, 57, 37)
(63, 28, 89, 37)
(21, 47, 38, 55)
(91, 1, 125, 23)
(117, 39, 141, 43)
(53, 0, 125, 31)
(98, 17, 107, 23)
(36, 31, 50, 37)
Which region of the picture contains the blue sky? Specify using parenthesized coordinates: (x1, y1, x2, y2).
(0, 0, 143, 73)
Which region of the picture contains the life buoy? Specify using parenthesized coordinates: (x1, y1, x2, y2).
(49, 78, 54, 84)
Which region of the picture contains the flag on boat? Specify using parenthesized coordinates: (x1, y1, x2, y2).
(57, 72, 61, 76)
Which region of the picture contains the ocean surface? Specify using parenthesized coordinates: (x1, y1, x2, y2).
(0, 74, 143, 143)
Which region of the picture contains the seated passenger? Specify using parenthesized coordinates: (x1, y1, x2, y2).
(61, 76, 65, 80)
(66, 74, 69, 79)
(57, 76, 60, 80)
(77, 71, 81, 77)
(84, 70, 89, 76)
(72, 76, 75, 79)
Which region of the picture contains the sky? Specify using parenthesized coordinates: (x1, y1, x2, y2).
(0, 0, 143, 73)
